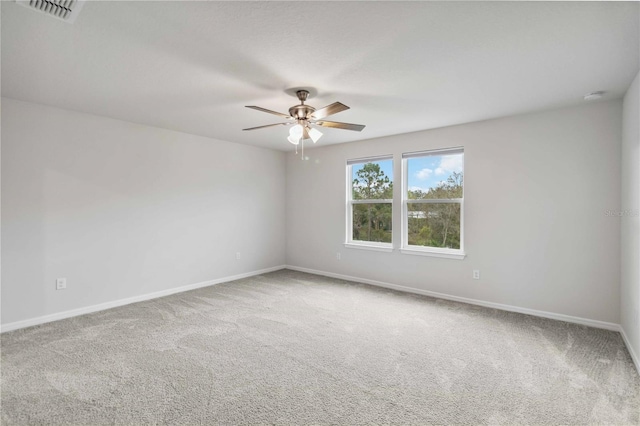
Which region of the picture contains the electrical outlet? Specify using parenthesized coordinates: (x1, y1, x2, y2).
(472, 270, 480, 280)
(236, 252, 241, 260)
(336, 252, 341, 261)
(56, 278, 67, 290)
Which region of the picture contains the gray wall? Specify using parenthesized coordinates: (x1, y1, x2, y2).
(1, 98, 286, 325)
(621, 71, 640, 363)
(286, 100, 622, 324)
(1, 96, 629, 332)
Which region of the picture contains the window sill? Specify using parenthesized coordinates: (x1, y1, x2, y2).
(400, 247, 466, 260)
(344, 242, 394, 252)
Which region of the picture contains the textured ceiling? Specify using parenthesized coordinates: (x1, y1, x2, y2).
(2, 1, 639, 151)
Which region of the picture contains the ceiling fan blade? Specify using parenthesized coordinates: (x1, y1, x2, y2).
(246, 105, 292, 119)
(243, 123, 290, 131)
(311, 102, 350, 120)
(314, 120, 365, 132)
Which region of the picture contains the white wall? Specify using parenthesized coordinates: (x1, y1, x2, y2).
(1, 98, 286, 326)
(287, 100, 622, 324)
(621, 71, 640, 364)
(1, 97, 628, 331)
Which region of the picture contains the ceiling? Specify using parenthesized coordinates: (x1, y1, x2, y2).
(2, 1, 638, 151)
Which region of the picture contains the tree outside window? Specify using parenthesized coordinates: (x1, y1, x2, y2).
(404, 149, 464, 252)
(348, 158, 393, 245)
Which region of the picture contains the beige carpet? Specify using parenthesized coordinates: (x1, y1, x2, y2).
(1, 269, 639, 425)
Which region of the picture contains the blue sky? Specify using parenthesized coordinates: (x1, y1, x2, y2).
(407, 153, 463, 192)
(351, 154, 463, 193)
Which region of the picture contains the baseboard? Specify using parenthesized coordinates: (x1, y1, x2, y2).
(620, 327, 640, 374)
(285, 265, 621, 332)
(0, 265, 287, 333)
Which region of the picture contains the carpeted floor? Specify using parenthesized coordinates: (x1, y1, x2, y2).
(1, 269, 639, 425)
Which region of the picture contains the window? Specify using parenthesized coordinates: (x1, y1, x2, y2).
(346, 156, 393, 250)
(402, 148, 464, 258)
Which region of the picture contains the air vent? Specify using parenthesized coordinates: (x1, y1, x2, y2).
(16, 0, 85, 23)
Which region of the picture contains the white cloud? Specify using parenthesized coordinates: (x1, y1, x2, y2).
(438, 155, 463, 174)
(415, 168, 433, 180)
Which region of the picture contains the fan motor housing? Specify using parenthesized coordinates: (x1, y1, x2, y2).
(289, 105, 316, 120)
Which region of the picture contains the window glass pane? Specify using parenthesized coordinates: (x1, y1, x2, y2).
(352, 159, 393, 200)
(407, 153, 463, 199)
(407, 203, 461, 249)
(352, 203, 392, 243)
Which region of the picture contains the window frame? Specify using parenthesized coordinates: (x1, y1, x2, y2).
(345, 155, 394, 251)
(401, 148, 465, 260)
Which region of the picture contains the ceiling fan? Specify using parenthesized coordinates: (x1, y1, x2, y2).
(243, 90, 365, 149)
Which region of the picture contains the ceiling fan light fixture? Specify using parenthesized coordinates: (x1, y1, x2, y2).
(243, 89, 365, 155)
(287, 135, 300, 145)
(289, 124, 303, 138)
(308, 127, 323, 143)
(288, 124, 303, 144)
